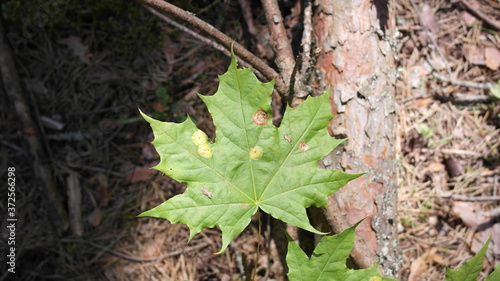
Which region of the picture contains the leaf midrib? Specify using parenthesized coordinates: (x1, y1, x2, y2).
(259, 103, 326, 202)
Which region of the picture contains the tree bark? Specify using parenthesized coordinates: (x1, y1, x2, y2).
(312, 0, 401, 278)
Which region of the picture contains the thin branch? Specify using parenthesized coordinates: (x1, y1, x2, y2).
(136, 0, 286, 95)
(433, 72, 492, 90)
(237, 0, 259, 36)
(146, 7, 227, 55)
(0, 18, 69, 232)
(60, 238, 210, 262)
(441, 195, 500, 202)
(146, 6, 265, 81)
(294, 0, 313, 99)
(261, 0, 295, 93)
(458, 0, 500, 30)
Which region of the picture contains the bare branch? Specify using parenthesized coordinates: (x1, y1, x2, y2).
(458, 0, 500, 30)
(293, 0, 314, 99)
(238, 0, 259, 36)
(433, 72, 492, 90)
(261, 0, 295, 93)
(441, 195, 500, 202)
(0, 19, 69, 232)
(146, 7, 227, 55)
(60, 238, 210, 262)
(137, 0, 286, 95)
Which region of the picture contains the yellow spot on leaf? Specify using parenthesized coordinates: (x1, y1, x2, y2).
(192, 130, 208, 145)
(249, 146, 263, 159)
(369, 277, 382, 281)
(198, 143, 213, 158)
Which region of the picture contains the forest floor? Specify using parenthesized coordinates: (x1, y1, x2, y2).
(1, 0, 499, 280)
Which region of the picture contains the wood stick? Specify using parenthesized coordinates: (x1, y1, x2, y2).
(0, 17, 69, 233)
(67, 171, 83, 237)
(459, 0, 500, 30)
(294, 0, 314, 99)
(261, 0, 295, 94)
(136, 0, 286, 96)
(60, 238, 210, 262)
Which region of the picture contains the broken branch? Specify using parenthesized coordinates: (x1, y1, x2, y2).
(136, 0, 286, 95)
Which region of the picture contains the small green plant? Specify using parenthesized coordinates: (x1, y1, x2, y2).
(490, 80, 500, 100)
(139, 53, 498, 280)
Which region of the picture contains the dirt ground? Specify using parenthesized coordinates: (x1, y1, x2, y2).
(1, 0, 499, 280)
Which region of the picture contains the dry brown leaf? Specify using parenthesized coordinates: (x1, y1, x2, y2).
(452, 202, 489, 228)
(464, 44, 485, 65)
(124, 167, 154, 183)
(413, 96, 434, 108)
(409, 254, 428, 281)
(485, 47, 500, 71)
(408, 65, 426, 89)
(57, 36, 90, 63)
(90, 173, 112, 207)
(96, 184, 112, 208)
(460, 11, 478, 26)
(90, 173, 108, 187)
(87, 208, 103, 227)
(409, 248, 444, 281)
(492, 224, 500, 259)
(444, 157, 463, 178)
(152, 102, 166, 112)
(421, 4, 440, 35)
(429, 161, 445, 173)
(142, 143, 160, 160)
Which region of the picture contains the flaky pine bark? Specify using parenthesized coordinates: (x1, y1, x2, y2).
(312, 0, 400, 277)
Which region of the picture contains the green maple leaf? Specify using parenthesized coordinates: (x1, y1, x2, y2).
(444, 237, 491, 281)
(138, 53, 360, 252)
(286, 221, 396, 281)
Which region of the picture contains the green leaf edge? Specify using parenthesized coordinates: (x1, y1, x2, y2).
(444, 236, 491, 281)
(286, 219, 396, 281)
(485, 260, 500, 281)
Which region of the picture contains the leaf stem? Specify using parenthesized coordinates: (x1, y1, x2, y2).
(251, 210, 262, 281)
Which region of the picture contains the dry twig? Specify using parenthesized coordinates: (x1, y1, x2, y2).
(237, 0, 259, 36)
(261, 0, 295, 95)
(60, 238, 210, 262)
(145, 7, 227, 56)
(136, 0, 286, 95)
(458, 0, 500, 30)
(293, 0, 314, 99)
(433, 72, 492, 90)
(0, 17, 69, 232)
(441, 195, 500, 202)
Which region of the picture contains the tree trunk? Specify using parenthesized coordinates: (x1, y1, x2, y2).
(312, 0, 400, 277)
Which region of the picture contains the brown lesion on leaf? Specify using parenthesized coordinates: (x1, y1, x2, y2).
(252, 109, 268, 125)
(200, 187, 213, 198)
(283, 134, 292, 144)
(298, 141, 310, 152)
